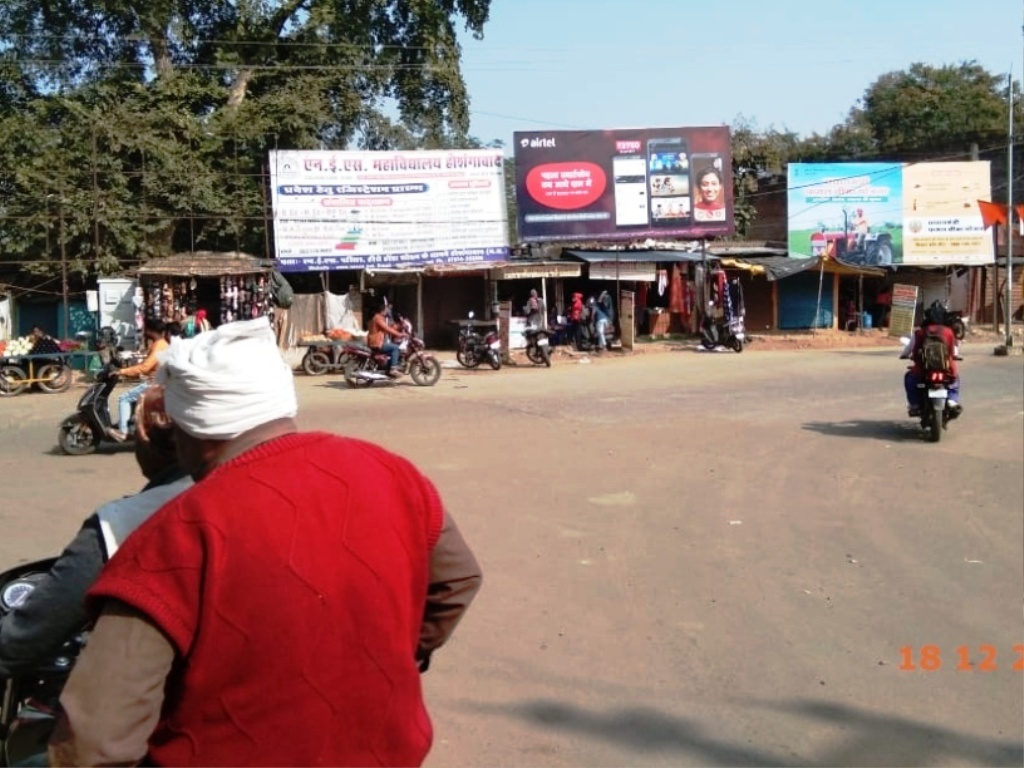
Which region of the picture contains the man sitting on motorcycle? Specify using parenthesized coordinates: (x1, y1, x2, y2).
(0, 390, 190, 679)
(367, 301, 406, 379)
(901, 302, 961, 418)
(106, 319, 169, 442)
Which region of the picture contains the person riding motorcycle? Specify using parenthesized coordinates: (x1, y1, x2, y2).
(366, 302, 406, 379)
(0, 390, 191, 679)
(900, 301, 961, 418)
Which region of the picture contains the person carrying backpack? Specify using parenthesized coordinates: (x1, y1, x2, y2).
(900, 301, 961, 417)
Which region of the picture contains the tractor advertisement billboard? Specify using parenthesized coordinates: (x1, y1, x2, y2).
(787, 162, 994, 266)
(513, 126, 733, 242)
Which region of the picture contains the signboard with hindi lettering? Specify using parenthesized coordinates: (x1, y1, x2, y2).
(888, 283, 919, 338)
(269, 149, 510, 272)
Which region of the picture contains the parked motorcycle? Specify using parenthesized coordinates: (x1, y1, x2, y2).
(57, 354, 137, 455)
(523, 326, 552, 367)
(700, 310, 745, 353)
(341, 327, 441, 388)
(0, 558, 87, 767)
(455, 312, 501, 371)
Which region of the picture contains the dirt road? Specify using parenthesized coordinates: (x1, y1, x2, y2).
(1, 342, 1022, 766)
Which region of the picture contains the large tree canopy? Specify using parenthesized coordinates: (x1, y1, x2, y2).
(733, 61, 1020, 237)
(0, 0, 492, 278)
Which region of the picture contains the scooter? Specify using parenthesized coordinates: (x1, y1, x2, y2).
(700, 307, 745, 353)
(455, 312, 501, 371)
(0, 558, 87, 767)
(56, 351, 139, 455)
(523, 326, 552, 367)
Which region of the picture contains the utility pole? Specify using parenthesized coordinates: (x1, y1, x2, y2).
(59, 196, 69, 339)
(1006, 68, 1016, 348)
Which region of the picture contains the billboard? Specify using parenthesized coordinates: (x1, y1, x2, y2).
(513, 127, 733, 242)
(268, 149, 509, 272)
(788, 162, 993, 266)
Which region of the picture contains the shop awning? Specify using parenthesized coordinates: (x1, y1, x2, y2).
(565, 249, 708, 264)
(719, 255, 886, 281)
(137, 251, 272, 277)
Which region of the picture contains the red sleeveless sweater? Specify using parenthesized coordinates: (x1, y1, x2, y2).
(89, 432, 444, 766)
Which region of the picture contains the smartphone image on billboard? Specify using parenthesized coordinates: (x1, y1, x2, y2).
(691, 153, 727, 223)
(647, 138, 691, 227)
(613, 154, 649, 227)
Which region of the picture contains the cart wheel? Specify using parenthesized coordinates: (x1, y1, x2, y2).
(0, 365, 28, 397)
(37, 363, 73, 393)
(302, 351, 331, 376)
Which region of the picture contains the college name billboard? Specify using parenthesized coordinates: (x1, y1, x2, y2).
(513, 127, 733, 242)
(787, 162, 994, 266)
(268, 149, 509, 272)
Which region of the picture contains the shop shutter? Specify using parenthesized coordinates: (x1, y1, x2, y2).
(778, 270, 834, 329)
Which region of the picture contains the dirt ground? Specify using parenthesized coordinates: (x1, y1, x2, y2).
(1, 340, 1022, 766)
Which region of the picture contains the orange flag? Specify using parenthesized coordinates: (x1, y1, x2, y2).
(977, 200, 1008, 228)
(1017, 204, 1024, 235)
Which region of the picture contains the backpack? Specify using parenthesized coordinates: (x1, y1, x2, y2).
(920, 328, 950, 372)
(269, 270, 294, 309)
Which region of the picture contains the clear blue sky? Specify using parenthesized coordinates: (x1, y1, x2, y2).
(458, 0, 1022, 146)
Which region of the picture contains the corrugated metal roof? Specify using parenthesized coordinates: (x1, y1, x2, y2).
(565, 249, 710, 264)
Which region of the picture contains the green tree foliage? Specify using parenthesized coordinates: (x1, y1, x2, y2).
(0, 0, 492, 278)
(729, 61, 1019, 236)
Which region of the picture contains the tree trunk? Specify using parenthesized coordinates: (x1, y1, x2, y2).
(227, 69, 254, 109)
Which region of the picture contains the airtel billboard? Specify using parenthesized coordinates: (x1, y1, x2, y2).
(513, 126, 733, 242)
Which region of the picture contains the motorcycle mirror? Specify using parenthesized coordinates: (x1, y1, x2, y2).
(468, 311, 475, 319)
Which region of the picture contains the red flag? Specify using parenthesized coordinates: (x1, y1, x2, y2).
(1017, 204, 1024, 236)
(977, 200, 1008, 228)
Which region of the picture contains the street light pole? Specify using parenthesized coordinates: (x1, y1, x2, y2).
(58, 198, 69, 339)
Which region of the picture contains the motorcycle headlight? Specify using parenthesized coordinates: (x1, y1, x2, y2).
(0, 579, 37, 612)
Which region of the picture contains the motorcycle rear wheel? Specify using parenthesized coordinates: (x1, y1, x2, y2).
(525, 344, 543, 365)
(59, 420, 100, 455)
(540, 345, 551, 367)
(456, 349, 480, 368)
(925, 412, 942, 443)
(410, 356, 441, 386)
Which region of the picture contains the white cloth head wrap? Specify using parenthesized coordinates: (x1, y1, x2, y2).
(156, 317, 297, 440)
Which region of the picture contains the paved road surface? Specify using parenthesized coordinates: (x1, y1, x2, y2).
(1, 342, 1021, 766)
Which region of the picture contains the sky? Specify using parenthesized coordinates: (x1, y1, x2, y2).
(457, 0, 1022, 147)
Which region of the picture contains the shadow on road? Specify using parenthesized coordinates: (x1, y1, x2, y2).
(468, 697, 1023, 766)
(801, 419, 922, 442)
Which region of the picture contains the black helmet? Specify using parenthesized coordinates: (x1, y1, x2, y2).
(923, 300, 945, 326)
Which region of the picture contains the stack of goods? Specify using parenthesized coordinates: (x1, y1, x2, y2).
(219, 275, 273, 324)
(0, 337, 35, 359)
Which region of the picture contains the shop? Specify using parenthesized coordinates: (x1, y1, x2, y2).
(135, 251, 276, 328)
(719, 254, 885, 330)
(563, 249, 709, 343)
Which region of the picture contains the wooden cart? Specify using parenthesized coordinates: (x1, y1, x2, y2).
(0, 353, 78, 397)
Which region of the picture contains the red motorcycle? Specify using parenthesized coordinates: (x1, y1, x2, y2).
(341, 324, 441, 388)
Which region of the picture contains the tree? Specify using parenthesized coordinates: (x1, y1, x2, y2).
(0, 0, 493, 278)
(858, 61, 1017, 159)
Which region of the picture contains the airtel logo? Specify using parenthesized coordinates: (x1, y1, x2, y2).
(615, 140, 641, 153)
(519, 137, 557, 149)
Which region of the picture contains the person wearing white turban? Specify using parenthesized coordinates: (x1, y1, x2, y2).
(155, 317, 298, 479)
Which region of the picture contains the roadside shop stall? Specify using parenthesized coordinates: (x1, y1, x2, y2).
(135, 252, 275, 328)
